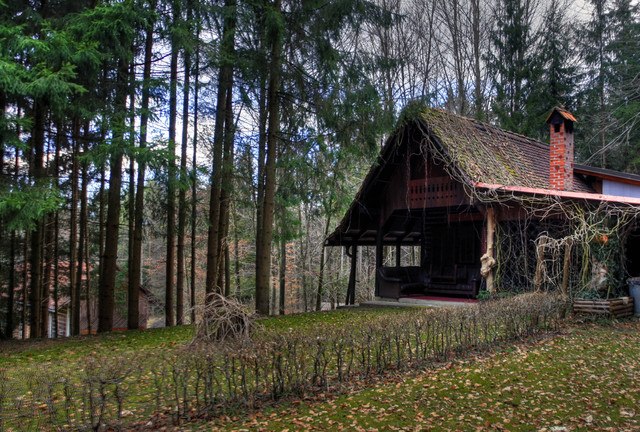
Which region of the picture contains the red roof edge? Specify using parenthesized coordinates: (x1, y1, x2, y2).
(473, 182, 640, 205)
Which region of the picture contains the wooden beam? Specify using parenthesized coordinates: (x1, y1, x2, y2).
(480, 207, 497, 293)
(375, 228, 383, 297)
(345, 245, 357, 305)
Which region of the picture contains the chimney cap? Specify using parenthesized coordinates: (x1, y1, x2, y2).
(546, 106, 577, 124)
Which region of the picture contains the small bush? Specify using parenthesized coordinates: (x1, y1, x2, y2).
(193, 294, 256, 343)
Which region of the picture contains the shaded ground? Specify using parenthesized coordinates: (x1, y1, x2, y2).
(198, 320, 640, 431)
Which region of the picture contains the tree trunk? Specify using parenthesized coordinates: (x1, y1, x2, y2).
(85, 208, 92, 335)
(471, 0, 483, 120)
(98, 58, 129, 333)
(43, 214, 54, 337)
(256, 0, 283, 315)
(233, 204, 241, 296)
(6, 145, 19, 338)
(29, 100, 45, 338)
(279, 236, 286, 315)
(217, 80, 234, 295)
(52, 129, 63, 338)
(533, 236, 547, 292)
(190, 22, 200, 323)
(69, 120, 80, 335)
(127, 61, 136, 327)
(176, 1, 192, 325)
(5, 230, 16, 339)
(75, 134, 88, 336)
(165, 1, 180, 327)
(300, 205, 309, 311)
(315, 215, 331, 311)
(206, 0, 235, 297)
(130, 2, 155, 329)
(254, 62, 268, 308)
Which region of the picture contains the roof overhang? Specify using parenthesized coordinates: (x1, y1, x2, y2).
(473, 182, 640, 206)
(574, 164, 640, 187)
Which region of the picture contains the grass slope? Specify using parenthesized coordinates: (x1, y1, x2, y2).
(0, 307, 411, 369)
(204, 321, 640, 431)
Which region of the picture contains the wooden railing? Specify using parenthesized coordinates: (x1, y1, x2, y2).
(408, 177, 465, 208)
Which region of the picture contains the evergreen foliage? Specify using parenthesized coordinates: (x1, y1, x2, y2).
(0, 0, 639, 339)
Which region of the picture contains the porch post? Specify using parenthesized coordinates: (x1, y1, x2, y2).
(395, 242, 401, 267)
(345, 245, 357, 305)
(375, 229, 383, 297)
(481, 207, 497, 293)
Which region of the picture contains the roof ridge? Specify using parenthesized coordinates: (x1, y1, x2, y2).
(429, 108, 550, 150)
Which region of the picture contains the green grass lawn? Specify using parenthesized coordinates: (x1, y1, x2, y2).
(0, 307, 419, 430)
(0, 307, 411, 369)
(201, 320, 640, 431)
(3, 307, 638, 431)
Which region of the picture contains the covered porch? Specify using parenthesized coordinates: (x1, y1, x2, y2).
(327, 205, 486, 304)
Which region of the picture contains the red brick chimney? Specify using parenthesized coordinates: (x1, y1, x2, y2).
(546, 107, 576, 191)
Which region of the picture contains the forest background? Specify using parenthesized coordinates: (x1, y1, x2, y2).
(0, 0, 638, 338)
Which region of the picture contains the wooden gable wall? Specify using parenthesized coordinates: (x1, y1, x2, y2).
(379, 140, 470, 224)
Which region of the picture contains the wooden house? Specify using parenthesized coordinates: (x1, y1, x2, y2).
(327, 107, 640, 302)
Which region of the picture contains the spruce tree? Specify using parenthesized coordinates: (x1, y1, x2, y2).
(525, 0, 577, 140)
(486, 0, 539, 133)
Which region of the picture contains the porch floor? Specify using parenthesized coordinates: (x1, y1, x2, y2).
(360, 295, 477, 309)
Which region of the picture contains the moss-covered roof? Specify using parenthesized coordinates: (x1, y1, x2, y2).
(416, 109, 590, 191)
(325, 108, 594, 246)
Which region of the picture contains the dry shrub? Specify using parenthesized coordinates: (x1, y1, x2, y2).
(193, 293, 256, 343)
(2, 293, 569, 430)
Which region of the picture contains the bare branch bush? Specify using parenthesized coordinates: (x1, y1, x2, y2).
(193, 293, 256, 343)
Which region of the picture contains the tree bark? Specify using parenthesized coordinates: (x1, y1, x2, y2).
(7, 231, 16, 338)
(165, 1, 181, 327)
(471, 0, 483, 120)
(233, 204, 241, 297)
(22, 232, 28, 339)
(256, 0, 283, 315)
(190, 21, 200, 323)
(127, 61, 136, 326)
(176, 1, 192, 325)
(129, 2, 155, 329)
(29, 99, 45, 338)
(206, 0, 235, 297)
(315, 215, 331, 311)
(75, 131, 88, 336)
(69, 120, 80, 335)
(6, 143, 19, 338)
(279, 236, 286, 315)
(98, 57, 129, 333)
(217, 79, 234, 296)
